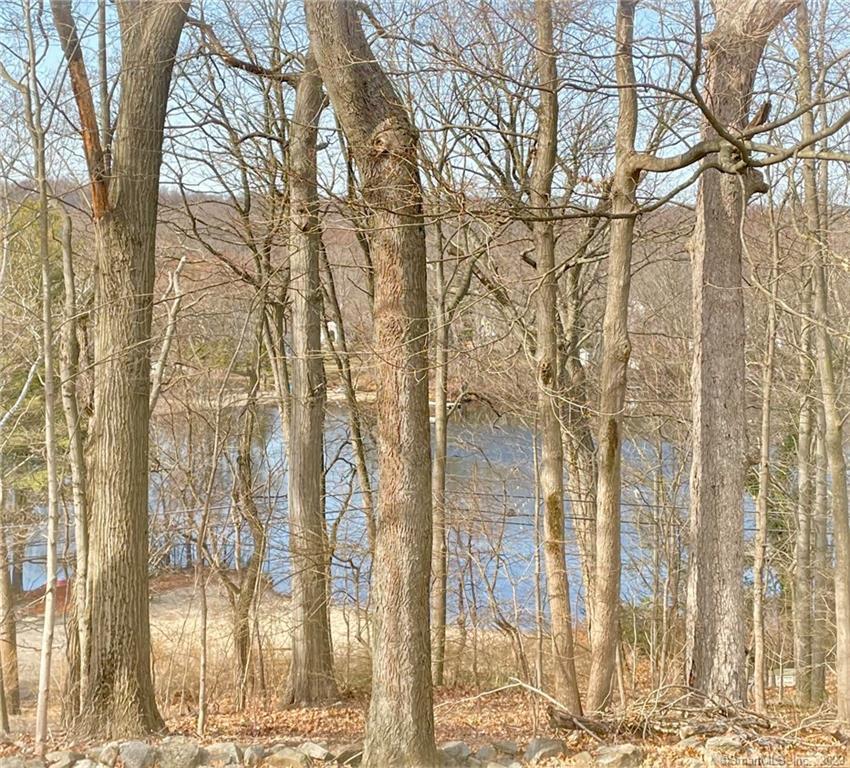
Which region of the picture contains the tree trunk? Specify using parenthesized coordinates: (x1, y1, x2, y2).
(586, 0, 638, 713)
(319, 245, 375, 549)
(17, 8, 63, 744)
(792, 274, 813, 705)
(751, 224, 778, 714)
(306, 3, 436, 764)
(531, 0, 582, 715)
(797, 0, 850, 720)
(430, 296, 449, 688)
(811, 260, 850, 720)
(220, 367, 268, 711)
(0, 499, 19, 716)
(59, 212, 90, 718)
(684, 0, 794, 704)
(52, 0, 189, 737)
(561, 267, 597, 620)
(283, 54, 338, 706)
(810, 407, 828, 703)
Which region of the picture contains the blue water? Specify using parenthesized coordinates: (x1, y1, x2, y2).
(19, 406, 732, 626)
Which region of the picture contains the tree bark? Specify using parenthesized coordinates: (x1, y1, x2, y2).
(305, 3, 436, 765)
(430, 291, 449, 688)
(560, 266, 597, 619)
(751, 223, 778, 714)
(17, 5, 62, 746)
(531, 0, 582, 715)
(797, 0, 850, 720)
(792, 274, 814, 705)
(59, 212, 90, 718)
(586, 0, 639, 713)
(684, 0, 795, 704)
(810, 405, 828, 703)
(283, 54, 338, 706)
(226, 378, 267, 711)
(0, 497, 19, 716)
(52, 0, 189, 737)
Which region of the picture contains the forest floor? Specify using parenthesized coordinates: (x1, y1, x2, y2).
(2, 571, 848, 766)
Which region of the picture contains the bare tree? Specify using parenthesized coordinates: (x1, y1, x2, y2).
(283, 53, 338, 706)
(50, 0, 189, 736)
(305, 2, 436, 764)
(685, 0, 795, 704)
(586, 0, 639, 712)
(531, 0, 582, 715)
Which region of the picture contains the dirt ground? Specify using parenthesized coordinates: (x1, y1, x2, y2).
(3, 571, 849, 765)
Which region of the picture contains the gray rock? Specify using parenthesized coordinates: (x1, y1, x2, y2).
(76, 760, 99, 768)
(46, 753, 83, 763)
(475, 746, 497, 763)
(0, 758, 25, 768)
(484, 763, 506, 768)
(594, 744, 645, 768)
(440, 742, 471, 763)
(120, 742, 157, 768)
(492, 742, 519, 757)
(298, 744, 331, 762)
(335, 744, 362, 767)
(202, 745, 242, 768)
(265, 749, 311, 768)
(46, 752, 83, 768)
(242, 747, 265, 768)
(572, 752, 594, 766)
(156, 739, 201, 768)
(523, 738, 565, 763)
(704, 735, 743, 754)
(88, 744, 120, 768)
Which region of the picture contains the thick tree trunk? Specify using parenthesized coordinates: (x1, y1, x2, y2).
(306, 4, 436, 765)
(52, 0, 189, 737)
(283, 54, 338, 706)
(586, 0, 638, 713)
(684, 0, 794, 704)
(531, 0, 582, 715)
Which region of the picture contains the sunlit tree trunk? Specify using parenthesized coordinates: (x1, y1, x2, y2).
(284, 54, 338, 706)
(685, 0, 795, 703)
(306, 3, 436, 764)
(51, 0, 189, 737)
(530, 0, 582, 714)
(587, 0, 639, 712)
(792, 274, 814, 705)
(797, 0, 850, 721)
(810, 407, 828, 704)
(58, 212, 90, 719)
(751, 219, 778, 714)
(17, 2, 62, 749)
